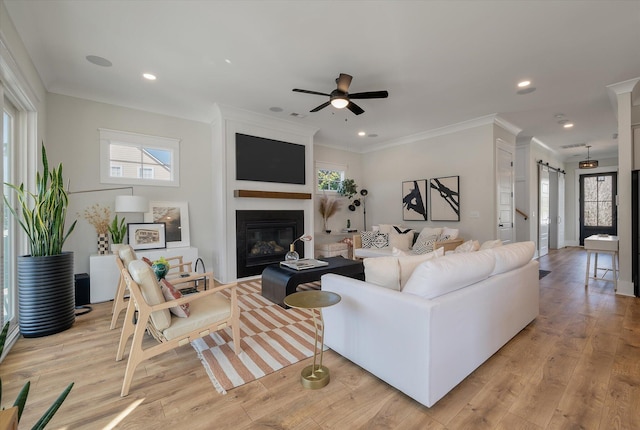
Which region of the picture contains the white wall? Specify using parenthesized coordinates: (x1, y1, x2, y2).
(359, 123, 499, 242)
(46, 93, 213, 274)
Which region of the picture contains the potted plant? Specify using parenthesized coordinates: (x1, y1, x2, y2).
(81, 204, 111, 255)
(318, 195, 341, 233)
(3, 143, 77, 337)
(338, 178, 358, 200)
(107, 214, 127, 253)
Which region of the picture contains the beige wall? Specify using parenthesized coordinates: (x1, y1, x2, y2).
(46, 93, 212, 273)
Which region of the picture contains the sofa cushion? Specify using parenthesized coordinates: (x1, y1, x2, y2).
(364, 256, 400, 290)
(398, 247, 444, 289)
(480, 239, 503, 250)
(403, 250, 496, 299)
(490, 241, 535, 276)
(354, 247, 392, 258)
(389, 232, 414, 251)
(128, 259, 172, 330)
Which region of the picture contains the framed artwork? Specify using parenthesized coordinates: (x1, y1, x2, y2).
(430, 176, 460, 222)
(402, 180, 428, 221)
(144, 201, 190, 248)
(127, 223, 166, 251)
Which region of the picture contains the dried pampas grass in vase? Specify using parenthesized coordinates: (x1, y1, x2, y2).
(318, 195, 342, 233)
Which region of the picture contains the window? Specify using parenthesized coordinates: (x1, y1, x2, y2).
(316, 161, 346, 193)
(99, 128, 180, 187)
(111, 165, 122, 177)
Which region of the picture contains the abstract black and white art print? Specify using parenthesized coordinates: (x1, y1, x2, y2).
(402, 180, 428, 221)
(430, 176, 460, 222)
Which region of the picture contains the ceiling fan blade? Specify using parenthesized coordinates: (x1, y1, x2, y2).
(349, 90, 389, 99)
(336, 73, 353, 93)
(347, 101, 364, 115)
(293, 88, 330, 96)
(310, 101, 331, 112)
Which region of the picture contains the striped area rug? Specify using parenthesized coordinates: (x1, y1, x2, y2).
(191, 280, 321, 394)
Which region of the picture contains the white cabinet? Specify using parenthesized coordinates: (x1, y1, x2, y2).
(89, 247, 199, 303)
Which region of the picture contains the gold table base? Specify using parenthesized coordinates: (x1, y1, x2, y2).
(301, 364, 330, 389)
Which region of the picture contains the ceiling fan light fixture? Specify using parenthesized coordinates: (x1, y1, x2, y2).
(330, 97, 349, 109)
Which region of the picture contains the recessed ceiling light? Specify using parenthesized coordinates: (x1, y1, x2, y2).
(358, 131, 366, 137)
(142, 73, 156, 80)
(517, 80, 531, 88)
(225, 59, 232, 64)
(269, 107, 283, 112)
(563, 123, 574, 128)
(368, 134, 378, 138)
(86, 55, 112, 67)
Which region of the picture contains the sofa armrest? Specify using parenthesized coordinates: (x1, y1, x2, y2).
(352, 234, 362, 250)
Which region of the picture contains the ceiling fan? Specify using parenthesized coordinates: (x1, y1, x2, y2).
(292, 73, 389, 115)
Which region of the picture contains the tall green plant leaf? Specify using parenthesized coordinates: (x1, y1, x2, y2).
(13, 381, 30, 421)
(30, 382, 74, 430)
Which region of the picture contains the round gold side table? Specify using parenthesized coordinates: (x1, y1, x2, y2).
(283, 290, 341, 389)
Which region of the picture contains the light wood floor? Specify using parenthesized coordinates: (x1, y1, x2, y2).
(2, 247, 640, 429)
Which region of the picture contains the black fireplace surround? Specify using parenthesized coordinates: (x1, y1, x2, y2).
(236, 210, 305, 278)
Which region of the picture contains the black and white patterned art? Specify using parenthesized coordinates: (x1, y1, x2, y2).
(430, 176, 460, 222)
(402, 180, 428, 221)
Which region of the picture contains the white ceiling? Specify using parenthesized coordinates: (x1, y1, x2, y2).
(4, 0, 640, 160)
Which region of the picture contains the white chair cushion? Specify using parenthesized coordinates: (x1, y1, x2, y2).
(403, 250, 496, 299)
(119, 245, 138, 267)
(364, 256, 400, 291)
(128, 260, 171, 330)
(162, 292, 231, 340)
(490, 241, 535, 276)
(398, 247, 444, 289)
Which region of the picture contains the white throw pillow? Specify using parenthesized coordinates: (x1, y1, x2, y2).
(480, 239, 503, 250)
(490, 241, 535, 276)
(440, 227, 460, 240)
(364, 256, 400, 291)
(454, 239, 480, 253)
(398, 247, 444, 289)
(389, 232, 414, 251)
(403, 250, 496, 299)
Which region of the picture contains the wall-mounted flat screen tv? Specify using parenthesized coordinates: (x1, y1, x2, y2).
(235, 133, 306, 185)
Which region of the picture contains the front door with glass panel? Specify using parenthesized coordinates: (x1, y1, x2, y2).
(579, 172, 617, 245)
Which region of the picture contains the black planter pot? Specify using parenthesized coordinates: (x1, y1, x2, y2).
(17, 252, 75, 338)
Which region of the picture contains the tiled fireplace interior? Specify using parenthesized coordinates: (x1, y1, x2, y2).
(236, 210, 305, 278)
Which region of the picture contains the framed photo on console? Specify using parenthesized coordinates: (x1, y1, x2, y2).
(128, 222, 166, 251)
(144, 201, 190, 248)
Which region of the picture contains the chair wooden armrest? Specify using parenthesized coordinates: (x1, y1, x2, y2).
(116, 263, 241, 396)
(435, 238, 464, 252)
(352, 234, 362, 250)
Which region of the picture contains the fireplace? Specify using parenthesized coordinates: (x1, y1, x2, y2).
(236, 210, 305, 278)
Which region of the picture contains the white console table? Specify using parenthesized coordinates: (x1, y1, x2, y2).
(89, 246, 199, 303)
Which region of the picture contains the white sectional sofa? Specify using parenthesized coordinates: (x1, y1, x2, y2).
(321, 241, 538, 407)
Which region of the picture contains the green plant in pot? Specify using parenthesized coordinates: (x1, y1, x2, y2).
(3, 143, 77, 337)
(108, 214, 127, 253)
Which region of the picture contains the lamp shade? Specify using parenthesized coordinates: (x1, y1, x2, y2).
(115, 195, 148, 213)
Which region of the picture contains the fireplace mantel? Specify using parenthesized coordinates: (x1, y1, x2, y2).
(234, 189, 312, 200)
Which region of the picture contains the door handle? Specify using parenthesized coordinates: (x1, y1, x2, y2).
(499, 224, 504, 227)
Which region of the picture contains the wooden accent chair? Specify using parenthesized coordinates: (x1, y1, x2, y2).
(116, 259, 240, 396)
(110, 245, 200, 330)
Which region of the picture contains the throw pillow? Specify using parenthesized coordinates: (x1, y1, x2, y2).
(441, 227, 459, 240)
(142, 257, 153, 266)
(389, 232, 414, 250)
(160, 278, 190, 317)
(363, 256, 400, 291)
(454, 240, 480, 253)
(412, 233, 439, 254)
(398, 247, 443, 289)
(361, 231, 389, 249)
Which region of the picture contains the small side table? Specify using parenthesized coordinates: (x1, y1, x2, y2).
(284, 290, 341, 389)
(584, 234, 619, 291)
